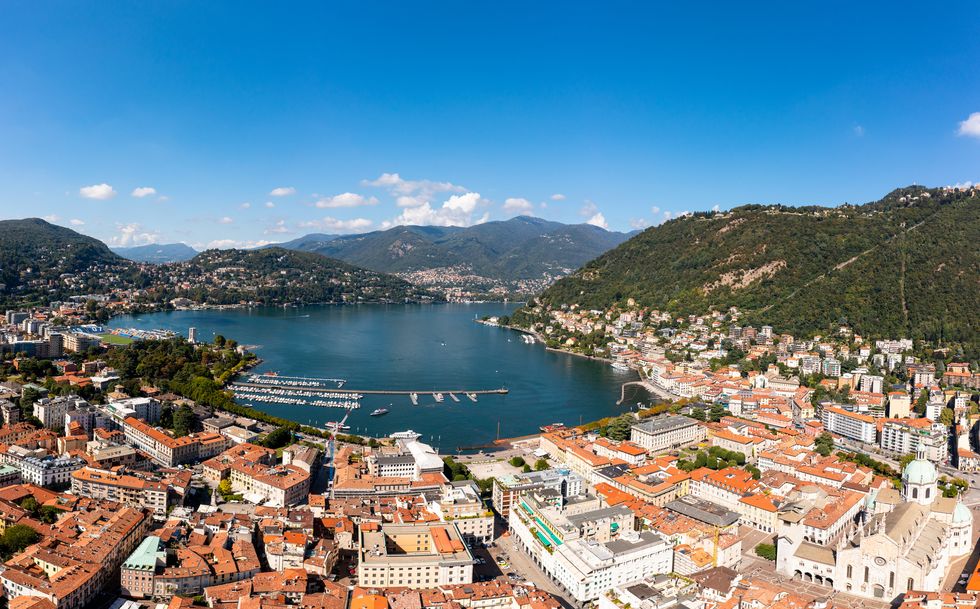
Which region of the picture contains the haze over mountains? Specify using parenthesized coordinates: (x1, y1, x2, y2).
(112, 243, 198, 263)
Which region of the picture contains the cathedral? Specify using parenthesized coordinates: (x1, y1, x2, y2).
(777, 448, 973, 602)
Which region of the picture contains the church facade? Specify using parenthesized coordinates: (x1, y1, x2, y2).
(777, 448, 973, 602)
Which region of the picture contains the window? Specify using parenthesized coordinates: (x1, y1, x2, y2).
(912, 488, 918, 499)
(847, 565, 852, 578)
(864, 567, 869, 583)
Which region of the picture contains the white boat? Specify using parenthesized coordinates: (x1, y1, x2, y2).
(326, 422, 350, 431)
(433, 393, 444, 402)
(370, 408, 389, 416)
(611, 362, 630, 371)
(410, 393, 419, 405)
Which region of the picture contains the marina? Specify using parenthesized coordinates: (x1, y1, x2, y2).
(109, 303, 635, 449)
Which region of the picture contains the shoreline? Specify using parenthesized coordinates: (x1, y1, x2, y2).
(476, 319, 617, 364)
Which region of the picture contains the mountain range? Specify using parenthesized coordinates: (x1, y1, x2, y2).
(529, 186, 980, 357)
(0, 219, 429, 306)
(275, 216, 635, 294)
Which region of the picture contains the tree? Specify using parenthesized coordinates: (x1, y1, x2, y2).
(262, 427, 293, 449)
(814, 432, 834, 457)
(160, 405, 174, 429)
(509, 456, 526, 468)
(534, 458, 549, 471)
(173, 404, 197, 437)
(899, 453, 916, 470)
(754, 543, 776, 561)
(605, 414, 634, 441)
(19, 497, 38, 515)
(708, 404, 728, 422)
(522, 464, 532, 473)
(914, 389, 929, 416)
(38, 506, 64, 524)
(939, 408, 955, 427)
(690, 407, 706, 421)
(213, 335, 225, 347)
(0, 524, 40, 557)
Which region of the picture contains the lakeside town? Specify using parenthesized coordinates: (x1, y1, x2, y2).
(0, 294, 976, 609)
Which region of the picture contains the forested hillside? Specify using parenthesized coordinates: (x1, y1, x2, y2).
(531, 186, 979, 354)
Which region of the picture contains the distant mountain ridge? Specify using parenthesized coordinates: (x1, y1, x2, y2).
(0, 219, 433, 306)
(113, 242, 198, 263)
(275, 216, 634, 293)
(526, 186, 980, 356)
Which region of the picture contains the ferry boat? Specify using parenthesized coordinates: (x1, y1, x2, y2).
(611, 361, 630, 371)
(370, 408, 389, 416)
(389, 430, 422, 441)
(326, 422, 351, 431)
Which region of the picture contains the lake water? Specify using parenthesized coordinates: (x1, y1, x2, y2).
(110, 304, 640, 451)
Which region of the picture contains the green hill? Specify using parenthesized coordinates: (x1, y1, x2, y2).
(278, 216, 633, 288)
(528, 186, 979, 355)
(0, 218, 128, 300)
(160, 247, 434, 304)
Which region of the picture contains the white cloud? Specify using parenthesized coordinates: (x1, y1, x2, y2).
(503, 197, 534, 215)
(629, 218, 650, 230)
(314, 192, 379, 209)
(550, 193, 566, 201)
(363, 172, 465, 205)
(108, 223, 160, 247)
(269, 186, 296, 197)
(396, 195, 425, 208)
(70, 218, 85, 226)
(266, 220, 291, 234)
(711, 204, 721, 212)
(157, 195, 169, 202)
(853, 125, 865, 137)
(240, 202, 252, 209)
(265, 201, 275, 208)
(218, 216, 234, 224)
(958, 113, 980, 138)
(200, 239, 277, 250)
(299, 217, 374, 233)
(950, 181, 976, 189)
(586, 213, 608, 229)
(663, 211, 673, 220)
(43, 214, 60, 222)
(651, 206, 660, 215)
(382, 192, 489, 228)
(79, 183, 117, 200)
(131, 186, 157, 198)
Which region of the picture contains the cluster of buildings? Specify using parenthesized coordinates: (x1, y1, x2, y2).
(496, 397, 978, 606)
(1, 310, 104, 359)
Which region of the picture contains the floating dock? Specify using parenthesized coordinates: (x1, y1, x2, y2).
(233, 381, 507, 397)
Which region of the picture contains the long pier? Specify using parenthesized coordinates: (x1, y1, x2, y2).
(233, 382, 508, 396)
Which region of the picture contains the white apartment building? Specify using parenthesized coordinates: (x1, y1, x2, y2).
(821, 406, 876, 444)
(33, 395, 88, 429)
(880, 419, 948, 463)
(630, 415, 706, 452)
(20, 454, 84, 487)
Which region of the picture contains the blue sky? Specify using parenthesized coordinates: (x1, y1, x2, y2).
(1, 2, 978, 249)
